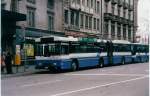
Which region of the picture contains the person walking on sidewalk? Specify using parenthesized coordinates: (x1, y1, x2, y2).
(5, 52, 13, 74)
(1, 52, 6, 73)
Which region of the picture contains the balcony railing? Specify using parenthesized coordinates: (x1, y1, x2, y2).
(68, 25, 80, 31)
(122, 18, 128, 24)
(104, 13, 113, 20)
(114, 15, 120, 22)
(104, 13, 121, 22)
(118, 0, 123, 6)
(112, 0, 117, 4)
(117, 17, 121, 23)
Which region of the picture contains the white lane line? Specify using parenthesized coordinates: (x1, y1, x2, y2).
(21, 80, 62, 87)
(64, 73, 147, 77)
(50, 76, 148, 96)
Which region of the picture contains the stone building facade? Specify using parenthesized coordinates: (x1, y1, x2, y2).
(1, 0, 138, 42)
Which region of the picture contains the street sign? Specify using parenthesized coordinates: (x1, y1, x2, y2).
(78, 37, 97, 42)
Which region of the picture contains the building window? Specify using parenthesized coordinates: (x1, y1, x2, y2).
(27, 8, 35, 27)
(64, 10, 68, 24)
(1, 4, 6, 9)
(94, 18, 96, 29)
(91, 0, 93, 8)
(80, 14, 84, 28)
(128, 26, 131, 40)
(27, 0, 35, 3)
(104, 20, 108, 35)
(128, 11, 131, 20)
(112, 5, 115, 15)
(75, 12, 79, 26)
(71, 11, 75, 25)
(47, 0, 54, 9)
(118, 7, 120, 16)
(72, 0, 76, 4)
(48, 14, 54, 31)
(105, 2, 108, 13)
(87, 0, 89, 7)
(89, 17, 92, 29)
(97, 1, 100, 13)
(10, 0, 19, 11)
(117, 23, 121, 39)
(111, 22, 115, 36)
(85, 15, 89, 28)
(123, 25, 126, 39)
(82, 0, 85, 6)
(77, 0, 80, 5)
(97, 19, 99, 30)
(123, 9, 126, 18)
(95, 0, 96, 12)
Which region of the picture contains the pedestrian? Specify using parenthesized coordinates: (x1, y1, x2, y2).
(1, 52, 6, 73)
(5, 51, 13, 74)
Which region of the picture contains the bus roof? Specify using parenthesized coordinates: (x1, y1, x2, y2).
(35, 36, 78, 42)
(97, 39, 107, 43)
(112, 40, 131, 44)
(54, 36, 78, 41)
(131, 43, 149, 45)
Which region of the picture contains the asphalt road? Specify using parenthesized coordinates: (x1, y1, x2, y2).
(2, 63, 149, 96)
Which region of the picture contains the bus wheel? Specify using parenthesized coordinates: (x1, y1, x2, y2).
(71, 61, 78, 71)
(98, 59, 104, 68)
(122, 58, 125, 65)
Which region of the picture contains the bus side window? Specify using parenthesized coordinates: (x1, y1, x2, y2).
(61, 45, 69, 54)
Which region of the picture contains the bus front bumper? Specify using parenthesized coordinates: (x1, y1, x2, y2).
(35, 61, 61, 70)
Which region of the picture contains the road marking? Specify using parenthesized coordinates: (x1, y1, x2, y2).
(21, 80, 62, 87)
(50, 76, 148, 96)
(64, 73, 147, 77)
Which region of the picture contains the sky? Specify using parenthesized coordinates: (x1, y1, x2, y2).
(138, 0, 150, 35)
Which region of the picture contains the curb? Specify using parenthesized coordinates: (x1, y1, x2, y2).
(1, 71, 39, 79)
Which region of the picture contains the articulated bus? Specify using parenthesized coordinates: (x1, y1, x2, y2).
(34, 36, 149, 71)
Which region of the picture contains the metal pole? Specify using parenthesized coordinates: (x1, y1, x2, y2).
(21, 25, 26, 72)
(101, 0, 103, 39)
(24, 30, 26, 72)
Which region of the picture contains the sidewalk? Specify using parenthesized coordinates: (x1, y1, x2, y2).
(1, 65, 40, 79)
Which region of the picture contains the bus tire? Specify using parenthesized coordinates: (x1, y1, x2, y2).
(71, 60, 78, 71)
(98, 58, 104, 68)
(122, 57, 125, 65)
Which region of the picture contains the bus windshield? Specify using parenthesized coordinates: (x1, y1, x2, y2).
(35, 43, 70, 56)
(36, 44, 61, 56)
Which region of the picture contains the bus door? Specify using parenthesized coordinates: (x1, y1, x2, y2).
(131, 44, 137, 56)
(60, 42, 69, 55)
(106, 41, 113, 65)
